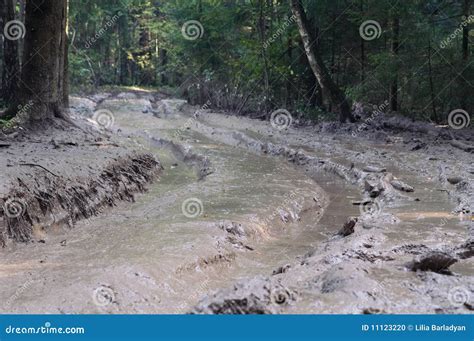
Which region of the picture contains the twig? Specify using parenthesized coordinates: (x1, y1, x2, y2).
(17, 163, 59, 177)
(90, 142, 119, 147)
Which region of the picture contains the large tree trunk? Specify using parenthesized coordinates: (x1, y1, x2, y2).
(1, 0, 20, 107)
(9, 0, 69, 124)
(289, 0, 354, 123)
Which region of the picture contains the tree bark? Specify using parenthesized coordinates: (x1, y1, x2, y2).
(60, 0, 69, 108)
(1, 0, 20, 107)
(460, 0, 471, 110)
(8, 0, 69, 124)
(462, 0, 470, 61)
(289, 0, 354, 122)
(360, 0, 365, 82)
(390, 15, 400, 112)
(118, 11, 131, 85)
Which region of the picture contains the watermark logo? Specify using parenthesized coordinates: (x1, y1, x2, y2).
(4, 20, 26, 41)
(448, 109, 470, 130)
(181, 198, 204, 218)
(359, 20, 382, 41)
(270, 288, 291, 305)
(440, 15, 474, 49)
(3, 197, 27, 219)
(263, 15, 296, 49)
(448, 286, 470, 307)
(359, 200, 382, 216)
(84, 13, 120, 49)
(270, 109, 293, 130)
(92, 285, 115, 307)
(92, 109, 115, 129)
(352, 100, 389, 137)
(181, 20, 204, 41)
(4, 279, 36, 309)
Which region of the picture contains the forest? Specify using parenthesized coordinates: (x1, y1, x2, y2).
(0, 0, 472, 316)
(1, 0, 472, 124)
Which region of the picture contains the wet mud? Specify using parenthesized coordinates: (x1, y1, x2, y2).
(0, 91, 472, 314)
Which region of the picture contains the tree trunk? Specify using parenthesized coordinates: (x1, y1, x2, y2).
(9, 0, 69, 124)
(60, 0, 69, 108)
(390, 15, 400, 112)
(258, 0, 270, 113)
(462, 0, 470, 61)
(18, 0, 26, 65)
(289, 0, 354, 122)
(360, 0, 365, 82)
(118, 11, 131, 85)
(159, 47, 168, 85)
(1, 0, 20, 107)
(428, 41, 438, 122)
(286, 36, 293, 107)
(460, 0, 471, 110)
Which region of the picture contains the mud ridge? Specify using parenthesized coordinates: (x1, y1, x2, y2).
(147, 135, 214, 179)
(0, 153, 161, 245)
(179, 109, 473, 314)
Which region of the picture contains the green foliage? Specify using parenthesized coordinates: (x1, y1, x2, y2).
(67, 0, 473, 122)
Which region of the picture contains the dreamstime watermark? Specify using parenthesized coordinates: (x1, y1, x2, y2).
(359, 20, 382, 41)
(181, 20, 204, 40)
(3, 279, 36, 309)
(352, 100, 389, 137)
(92, 109, 115, 129)
(181, 198, 204, 218)
(440, 15, 474, 49)
(16, 100, 35, 120)
(174, 278, 211, 313)
(448, 109, 470, 129)
(3, 197, 27, 219)
(359, 199, 383, 216)
(84, 13, 121, 49)
(448, 286, 471, 307)
(5, 322, 85, 335)
(92, 285, 115, 307)
(263, 15, 296, 49)
(270, 109, 293, 130)
(173, 100, 211, 139)
(251, 190, 302, 227)
(3, 20, 25, 41)
(270, 288, 292, 305)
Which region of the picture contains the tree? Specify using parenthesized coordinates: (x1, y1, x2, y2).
(389, 13, 400, 111)
(460, 0, 471, 110)
(289, 0, 355, 123)
(8, 0, 69, 124)
(118, 10, 132, 85)
(1, 0, 20, 107)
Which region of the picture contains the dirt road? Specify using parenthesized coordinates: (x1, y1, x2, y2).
(0, 91, 472, 314)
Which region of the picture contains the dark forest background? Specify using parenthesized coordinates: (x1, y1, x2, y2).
(1, 0, 472, 124)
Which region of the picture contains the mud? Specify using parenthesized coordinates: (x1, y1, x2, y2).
(0, 117, 161, 246)
(0, 91, 472, 314)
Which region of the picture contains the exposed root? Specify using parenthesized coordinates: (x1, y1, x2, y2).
(0, 153, 161, 244)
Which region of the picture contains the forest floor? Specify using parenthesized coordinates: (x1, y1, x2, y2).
(0, 89, 472, 314)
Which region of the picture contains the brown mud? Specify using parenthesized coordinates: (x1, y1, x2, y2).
(0, 91, 472, 314)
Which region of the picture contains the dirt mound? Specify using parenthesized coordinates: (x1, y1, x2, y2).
(192, 277, 295, 314)
(0, 154, 161, 245)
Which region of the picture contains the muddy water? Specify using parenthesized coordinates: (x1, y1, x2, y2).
(1, 98, 471, 314)
(0, 101, 361, 314)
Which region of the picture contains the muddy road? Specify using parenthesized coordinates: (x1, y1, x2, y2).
(0, 91, 472, 314)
